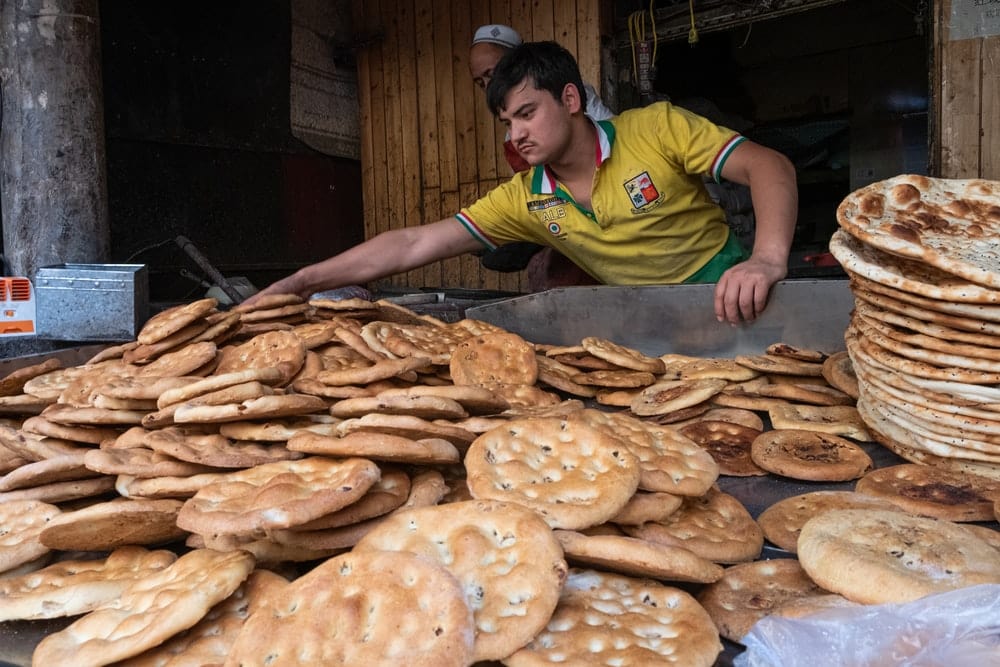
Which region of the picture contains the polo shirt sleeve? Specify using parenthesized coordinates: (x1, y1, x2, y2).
(657, 103, 744, 184)
(455, 174, 544, 250)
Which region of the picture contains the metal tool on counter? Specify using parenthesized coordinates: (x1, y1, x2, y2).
(174, 235, 245, 305)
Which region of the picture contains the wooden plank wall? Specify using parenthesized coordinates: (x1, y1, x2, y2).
(352, 0, 605, 292)
(935, 0, 1000, 179)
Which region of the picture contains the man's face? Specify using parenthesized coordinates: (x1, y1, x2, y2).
(469, 43, 508, 90)
(497, 78, 576, 166)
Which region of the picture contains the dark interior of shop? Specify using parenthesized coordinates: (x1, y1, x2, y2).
(615, 0, 929, 277)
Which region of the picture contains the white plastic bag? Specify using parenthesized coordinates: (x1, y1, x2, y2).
(734, 584, 1000, 667)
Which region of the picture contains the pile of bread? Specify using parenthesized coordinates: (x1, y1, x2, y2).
(830, 174, 1000, 481)
(0, 272, 997, 664)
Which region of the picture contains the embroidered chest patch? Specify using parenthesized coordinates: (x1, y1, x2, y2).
(623, 171, 662, 210)
(527, 196, 569, 238)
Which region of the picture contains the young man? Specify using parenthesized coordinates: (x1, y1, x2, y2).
(251, 42, 797, 324)
(470, 24, 609, 285)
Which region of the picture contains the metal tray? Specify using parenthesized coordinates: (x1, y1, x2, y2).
(464, 279, 855, 357)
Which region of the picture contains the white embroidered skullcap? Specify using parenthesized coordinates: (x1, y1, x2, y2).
(472, 24, 522, 49)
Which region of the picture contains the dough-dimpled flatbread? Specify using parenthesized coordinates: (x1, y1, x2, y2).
(797, 508, 1000, 604)
(223, 550, 475, 667)
(0, 358, 62, 397)
(465, 417, 640, 530)
(0, 452, 102, 491)
(854, 463, 1000, 522)
(176, 457, 381, 535)
(32, 548, 255, 667)
(0, 500, 60, 574)
(767, 403, 871, 441)
(84, 447, 218, 479)
(329, 393, 468, 419)
(554, 530, 723, 584)
(697, 557, 827, 641)
(288, 431, 460, 465)
(289, 468, 411, 531)
(136, 342, 218, 379)
(144, 426, 302, 468)
(623, 488, 763, 564)
(354, 500, 567, 662)
(504, 568, 722, 667)
(581, 337, 666, 373)
(336, 413, 477, 448)
(172, 393, 327, 425)
(315, 354, 431, 385)
(735, 353, 825, 376)
(610, 490, 683, 525)
(658, 353, 760, 381)
(376, 384, 509, 415)
(630, 379, 727, 416)
(38, 498, 186, 551)
(119, 569, 288, 667)
(214, 331, 307, 385)
(156, 368, 283, 409)
(449, 332, 538, 386)
(137, 298, 218, 345)
(567, 409, 719, 496)
(757, 491, 903, 553)
(0, 547, 177, 621)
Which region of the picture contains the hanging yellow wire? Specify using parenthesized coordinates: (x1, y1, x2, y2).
(628, 4, 658, 87)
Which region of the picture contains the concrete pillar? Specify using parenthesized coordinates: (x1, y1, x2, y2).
(0, 0, 109, 279)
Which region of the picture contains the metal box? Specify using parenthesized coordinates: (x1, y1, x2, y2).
(34, 264, 149, 341)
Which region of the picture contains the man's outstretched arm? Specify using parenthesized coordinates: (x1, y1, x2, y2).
(246, 218, 485, 303)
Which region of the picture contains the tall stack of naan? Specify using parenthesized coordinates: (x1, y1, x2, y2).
(829, 174, 1000, 480)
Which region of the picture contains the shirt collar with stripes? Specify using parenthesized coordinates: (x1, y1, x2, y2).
(530, 117, 615, 196)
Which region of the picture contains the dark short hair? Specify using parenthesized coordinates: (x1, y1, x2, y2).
(486, 41, 587, 116)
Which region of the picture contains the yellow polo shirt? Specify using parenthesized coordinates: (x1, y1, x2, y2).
(456, 101, 744, 284)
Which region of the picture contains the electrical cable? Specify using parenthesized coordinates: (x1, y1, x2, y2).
(628, 3, 658, 91)
(688, 0, 699, 45)
(124, 237, 176, 262)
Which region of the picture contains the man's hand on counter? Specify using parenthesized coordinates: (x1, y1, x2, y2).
(713, 257, 787, 325)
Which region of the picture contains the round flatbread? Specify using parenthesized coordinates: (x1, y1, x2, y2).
(630, 379, 727, 416)
(464, 417, 640, 530)
(553, 530, 723, 584)
(821, 350, 860, 399)
(137, 298, 218, 345)
(679, 420, 767, 477)
(622, 488, 764, 564)
(33, 549, 254, 666)
(225, 550, 475, 666)
(836, 175, 1000, 289)
(830, 228, 1000, 303)
(697, 558, 827, 641)
(797, 508, 1000, 604)
(757, 490, 903, 553)
(38, 498, 185, 551)
(750, 430, 873, 482)
(504, 568, 721, 667)
(354, 500, 566, 662)
(449, 332, 538, 386)
(854, 463, 1000, 522)
(176, 457, 381, 535)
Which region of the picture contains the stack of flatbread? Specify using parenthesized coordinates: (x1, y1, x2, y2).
(830, 175, 1000, 480)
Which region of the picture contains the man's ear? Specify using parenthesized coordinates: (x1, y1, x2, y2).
(560, 83, 583, 114)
